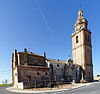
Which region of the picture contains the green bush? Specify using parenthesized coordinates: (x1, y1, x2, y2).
(47, 82, 54, 88)
(0, 84, 12, 87)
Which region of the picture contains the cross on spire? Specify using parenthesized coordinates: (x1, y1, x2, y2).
(68, 55, 70, 59)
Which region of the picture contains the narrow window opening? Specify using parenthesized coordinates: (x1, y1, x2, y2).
(37, 72, 40, 76)
(76, 36, 79, 43)
(57, 64, 59, 67)
(45, 72, 48, 75)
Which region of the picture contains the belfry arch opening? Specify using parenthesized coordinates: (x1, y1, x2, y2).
(76, 36, 79, 43)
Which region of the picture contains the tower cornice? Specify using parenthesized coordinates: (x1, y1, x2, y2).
(71, 29, 91, 38)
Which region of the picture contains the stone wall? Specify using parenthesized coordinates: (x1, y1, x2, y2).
(50, 63, 65, 81)
(17, 66, 49, 82)
(47, 59, 82, 82)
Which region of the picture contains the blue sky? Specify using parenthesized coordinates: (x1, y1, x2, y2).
(0, 0, 100, 84)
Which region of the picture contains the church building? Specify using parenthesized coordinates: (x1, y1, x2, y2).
(12, 8, 93, 89)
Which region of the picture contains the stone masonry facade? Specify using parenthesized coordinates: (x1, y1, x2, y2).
(12, 48, 82, 89)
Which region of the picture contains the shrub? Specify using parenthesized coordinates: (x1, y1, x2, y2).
(37, 83, 43, 88)
(47, 82, 54, 88)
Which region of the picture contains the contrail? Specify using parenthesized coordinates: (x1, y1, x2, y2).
(34, 0, 56, 41)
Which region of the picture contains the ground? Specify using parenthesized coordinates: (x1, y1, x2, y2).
(0, 82, 100, 94)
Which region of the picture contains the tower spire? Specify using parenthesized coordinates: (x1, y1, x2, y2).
(78, 8, 83, 18)
(78, 0, 83, 18)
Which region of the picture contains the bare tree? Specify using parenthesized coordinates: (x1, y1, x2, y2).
(2, 81, 4, 85)
(4, 79, 8, 84)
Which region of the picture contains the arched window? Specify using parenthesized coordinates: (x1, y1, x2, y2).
(85, 34, 87, 42)
(45, 72, 48, 75)
(57, 64, 59, 67)
(85, 34, 89, 43)
(88, 35, 89, 42)
(76, 36, 79, 43)
(37, 72, 40, 76)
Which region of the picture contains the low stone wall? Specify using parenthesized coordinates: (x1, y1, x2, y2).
(18, 81, 49, 89)
(18, 82, 24, 89)
(17, 81, 71, 89)
(24, 82, 36, 89)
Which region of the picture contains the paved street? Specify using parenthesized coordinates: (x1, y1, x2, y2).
(0, 82, 100, 94)
(0, 87, 15, 94)
(48, 82, 100, 94)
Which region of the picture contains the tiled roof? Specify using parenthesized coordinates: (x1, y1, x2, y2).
(17, 51, 44, 57)
(46, 59, 66, 64)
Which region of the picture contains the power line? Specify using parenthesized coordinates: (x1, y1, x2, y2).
(0, 70, 12, 73)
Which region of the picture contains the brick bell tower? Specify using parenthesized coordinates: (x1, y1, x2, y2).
(71, 9, 93, 82)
